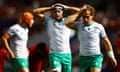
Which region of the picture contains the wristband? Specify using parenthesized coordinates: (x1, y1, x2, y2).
(107, 51, 115, 58)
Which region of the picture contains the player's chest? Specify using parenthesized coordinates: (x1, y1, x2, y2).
(80, 26, 100, 34)
(14, 29, 28, 40)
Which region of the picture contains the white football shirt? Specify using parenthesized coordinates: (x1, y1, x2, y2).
(75, 21, 107, 56)
(7, 24, 29, 58)
(44, 17, 71, 53)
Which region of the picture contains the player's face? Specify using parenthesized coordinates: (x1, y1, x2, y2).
(82, 10, 93, 25)
(52, 10, 63, 20)
(27, 19, 34, 28)
(24, 18, 34, 28)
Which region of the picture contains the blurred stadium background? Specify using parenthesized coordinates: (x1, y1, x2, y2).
(0, 0, 120, 72)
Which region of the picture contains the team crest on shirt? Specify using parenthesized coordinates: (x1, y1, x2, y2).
(82, 26, 100, 33)
(93, 27, 100, 33)
(88, 27, 99, 33)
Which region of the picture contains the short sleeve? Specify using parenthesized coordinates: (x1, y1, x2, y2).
(100, 25, 107, 38)
(75, 21, 82, 29)
(43, 16, 49, 26)
(7, 26, 16, 36)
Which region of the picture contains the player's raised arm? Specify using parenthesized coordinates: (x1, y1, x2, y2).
(65, 4, 87, 29)
(32, 6, 52, 20)
(33, 6, 52, 14)
(65, 12, 80, 29)
(53, 3, 80, 12)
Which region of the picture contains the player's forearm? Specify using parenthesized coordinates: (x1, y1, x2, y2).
(2, 37, 14, 58)
(65, 12, 80, 29)
(54, 3, 80, 12)
(103, 37, 113, 51)
(103, 37, 115, 58)
(65, 5, 87, 27)
(33, 6, 52, 14)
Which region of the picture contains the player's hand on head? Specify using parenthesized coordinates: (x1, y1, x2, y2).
(81, 4, 87, 11)
(52, 3, 69, 9)
(51, 4, 55, 9)
(54, 3, 64, 7)
(82, 4, 87, 10)
(51, 3, 62, 9)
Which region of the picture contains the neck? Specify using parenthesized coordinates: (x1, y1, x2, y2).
(52, 15, 62, 20)
(55, 17, 63, 21)
(84, 21, 92, 26)
(19, 21, 27, 28)
(56, 18, 63, 22)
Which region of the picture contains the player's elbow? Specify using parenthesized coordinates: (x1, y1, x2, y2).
(33, 9, 40, 14)
(65, 22, 75, 29)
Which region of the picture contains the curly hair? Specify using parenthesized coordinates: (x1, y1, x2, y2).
(82, 4, 95, 16)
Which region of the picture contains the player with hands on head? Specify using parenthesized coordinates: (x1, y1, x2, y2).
(33, 3, 81, 72)
(65, 4, 117, 72)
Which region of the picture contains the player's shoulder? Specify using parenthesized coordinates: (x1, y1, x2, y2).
(9, 24, 20, 29)
(8, 24, 22, 33)
(92, 21, 104, 27)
